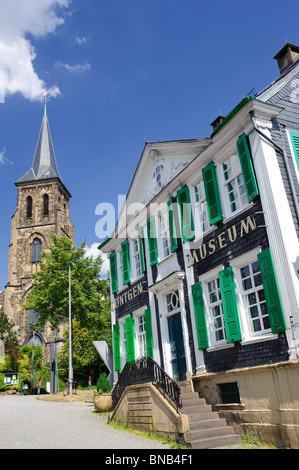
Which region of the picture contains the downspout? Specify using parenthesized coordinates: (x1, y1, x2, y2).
(250, 111, 299, 226)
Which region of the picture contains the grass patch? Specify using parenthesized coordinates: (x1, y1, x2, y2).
(108, 420, 191, 449)
(232, 433, 278, 449)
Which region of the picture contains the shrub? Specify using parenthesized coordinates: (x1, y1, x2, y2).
(96, 373, 111, 394)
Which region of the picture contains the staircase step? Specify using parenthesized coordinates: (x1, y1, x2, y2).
(180, 391, 200, 400)
(189, 418, 228, 431)
(189, 425, 236, 442)
(181, 397, 207, 407)
(178, 381, 241, 449)
(186, 411, 216, 422)
(181, 404, 212, 414)
(190, 434, 241, 449)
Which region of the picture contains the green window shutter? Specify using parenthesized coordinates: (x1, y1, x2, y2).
(191, 282, 209, 350)
(121, 239, 131, 285)
(113, 323, 121, 371)
(110, 251, 118, 294)
(167, 197, 178, 252)
(144, 308, 154, 358)
(289, 130, 299, 172)
(147, 216, 158, 266)
(257, 248, 286, 334)
(202, 162, 223, 225)
(236, 133, 259, 203)
(177, 185, 195, 242)
(219, 267, 242, 343)
(139, 227, 146, 274)
(125, 316, 135, 363)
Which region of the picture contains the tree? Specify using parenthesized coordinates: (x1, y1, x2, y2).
(59, 319, 109, 386)
(0, 310, 18, 346)
(24, 234, 110, 334)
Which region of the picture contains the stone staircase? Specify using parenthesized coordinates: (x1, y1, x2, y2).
(179, 381, 241, 449)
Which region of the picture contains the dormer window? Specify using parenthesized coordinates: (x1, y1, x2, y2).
(43, 194, 49, 216)
(26, 196, 33, 218)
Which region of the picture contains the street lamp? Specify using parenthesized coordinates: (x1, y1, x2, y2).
(30, 311, 39, 390)
(68, 265, 73, 396)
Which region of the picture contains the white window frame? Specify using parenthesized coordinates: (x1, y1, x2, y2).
(158, 212, 171, 260)
(134, 310, 147, 359)
(116, 250, 124, 291)
(119, 318, 127, 369)
(219, 152, 248, 218)
(231, 250, 275, 343)
(133, 238, 142, 279)
(206, 277, 227, 346)
(197, 266, 232, 350)
(193, 180, 211, 239)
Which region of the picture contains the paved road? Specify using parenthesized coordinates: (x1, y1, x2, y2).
(0, 395, 171, 450)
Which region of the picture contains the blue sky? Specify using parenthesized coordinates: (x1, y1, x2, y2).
(0, 0, 298, 289)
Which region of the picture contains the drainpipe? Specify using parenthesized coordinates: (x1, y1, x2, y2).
(250, 111, 299, 226)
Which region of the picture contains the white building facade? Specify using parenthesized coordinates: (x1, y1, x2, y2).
(100, 44, 299, 447)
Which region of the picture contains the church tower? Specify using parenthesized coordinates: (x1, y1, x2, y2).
(4, 106, 74, 347)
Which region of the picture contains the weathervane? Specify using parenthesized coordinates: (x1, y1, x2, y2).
(42, 91, 50, 115)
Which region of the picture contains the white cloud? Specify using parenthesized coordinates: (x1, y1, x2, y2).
(0, 147, 13, 166)
(54, 60, 91, 73)
(0, 0, 71, 101)
(85, 243, 109, 278)
(75, 36, 87, 46)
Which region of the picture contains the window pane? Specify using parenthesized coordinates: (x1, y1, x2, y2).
(253, 318, 261, 332)
(241, 265, 250, 278)
(240, 259, 271, 336)
(242, 278, 252, 291)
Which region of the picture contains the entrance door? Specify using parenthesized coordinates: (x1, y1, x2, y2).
(167, 313, 187, 382)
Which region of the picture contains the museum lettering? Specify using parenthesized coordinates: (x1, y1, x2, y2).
(188, 215, 256, 266)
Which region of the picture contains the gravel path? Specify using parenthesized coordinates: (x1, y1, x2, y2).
(0, 395, 171, 450)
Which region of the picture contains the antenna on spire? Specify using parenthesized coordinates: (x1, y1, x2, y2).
(42, 92, 49, 115)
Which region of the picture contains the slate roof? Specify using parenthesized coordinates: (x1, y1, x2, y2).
(17, 109, 62, 184)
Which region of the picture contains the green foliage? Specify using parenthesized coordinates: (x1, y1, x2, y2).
(60, 318, 110, 387)
(96, 372, 111, 394)
(23, 234, 111, 333)
(0, 311, 18, 346)
(0, 346, 43, 392)
(21, 234, 111, 387)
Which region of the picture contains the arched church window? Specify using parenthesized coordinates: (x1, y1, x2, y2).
(26, 196, 33, 218)
(43, 194, 49, 216)
(32, 238, 42, 262)
(26, 333, 43, 347)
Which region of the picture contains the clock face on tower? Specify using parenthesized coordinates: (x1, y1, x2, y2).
(152, 163, 166, 193)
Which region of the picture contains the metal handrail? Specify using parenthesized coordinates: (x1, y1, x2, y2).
(112, 356, 182, 411)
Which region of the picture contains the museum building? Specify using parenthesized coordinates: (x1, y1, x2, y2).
(100, 44, 299, 446)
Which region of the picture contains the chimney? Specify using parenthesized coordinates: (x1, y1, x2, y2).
(210, 115, 226, 132)
(274, 43, 299, 74)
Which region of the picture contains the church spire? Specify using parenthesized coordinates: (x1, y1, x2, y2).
(17, 103, 62, 184)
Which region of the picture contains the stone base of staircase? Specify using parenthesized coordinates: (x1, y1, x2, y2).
(179, 380, 241, 449)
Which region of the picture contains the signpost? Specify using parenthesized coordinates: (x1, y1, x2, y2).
(37, 375, 42, 395)
(46, 334, 65, 395)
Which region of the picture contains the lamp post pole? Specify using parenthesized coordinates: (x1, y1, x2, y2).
(68, 265, 73, 396)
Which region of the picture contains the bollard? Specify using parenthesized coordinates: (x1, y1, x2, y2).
(37, 376, 42, 395)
